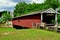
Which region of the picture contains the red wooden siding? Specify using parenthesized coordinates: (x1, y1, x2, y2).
(12, 14, 41, 28)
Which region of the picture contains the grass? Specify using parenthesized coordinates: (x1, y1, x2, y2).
(0, 28, 60, 40)
(0, 28, 16, 33)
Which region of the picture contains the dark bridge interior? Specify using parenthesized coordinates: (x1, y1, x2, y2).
(43, 13, 55, 24)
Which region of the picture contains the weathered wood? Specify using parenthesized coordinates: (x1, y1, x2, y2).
(41, 13, 43, 23)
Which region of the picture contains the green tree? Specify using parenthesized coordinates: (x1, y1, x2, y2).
(0, 13, 12, 23)
(45, 0, 60, 9)
(14, 0, 60, 17)
(14, 2, 27, 17)
(14, 2, 49, 17)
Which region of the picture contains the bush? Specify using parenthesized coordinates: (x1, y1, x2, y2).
(58, 14, 60, 23)
(51, 20, 55, 24)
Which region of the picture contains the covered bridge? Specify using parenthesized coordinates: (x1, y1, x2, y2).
(12, 8, 59, 28)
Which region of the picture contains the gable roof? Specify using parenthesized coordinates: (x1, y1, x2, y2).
(13, 8, 59, 19)
(41, 8, 59, 13)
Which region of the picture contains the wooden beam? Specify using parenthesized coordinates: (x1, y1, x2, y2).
(55, 13, 58, 28)
(41, 13, 43, 23)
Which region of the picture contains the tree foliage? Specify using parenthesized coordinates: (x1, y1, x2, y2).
(14, 0, 60, 17)
(14, 2, 50, 17)
(58, 14, 60, 23)
(44, 0, 60, 9)
(14, 2, 27, 17)
(0, 13, 12, 23)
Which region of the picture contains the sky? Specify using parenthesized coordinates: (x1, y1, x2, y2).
(0, 0, 44, 11)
